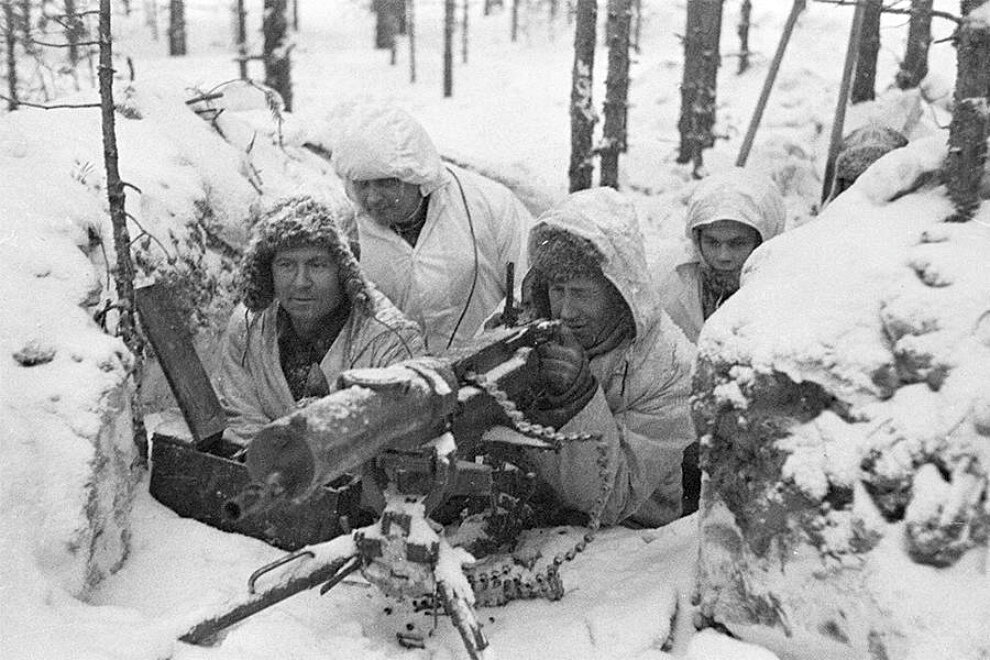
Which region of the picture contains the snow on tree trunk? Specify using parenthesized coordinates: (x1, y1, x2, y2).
(568, 0, 597, 192)
(895, 0, 933, 90)
(263, 0, 292, 112)
(693, 139, 990, 659)
(945, 0, 990, 223)
(443, 0, 454, 97)
(168, 0, 186, 56)
(850, 0, 881, 104)
(600, 0, 631, 190)
(737, 0, 751, 74)
(676, 0, 724, 176)
(4, 1, 18, 110)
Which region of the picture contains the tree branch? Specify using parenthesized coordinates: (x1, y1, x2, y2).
(0, 93, 99, 109)
(812, 0, 960, 23)
(29, 39, 101, 48)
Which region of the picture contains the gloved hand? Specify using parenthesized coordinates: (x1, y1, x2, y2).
(531, 325, 597, 428)
(537, 325, 590, 399)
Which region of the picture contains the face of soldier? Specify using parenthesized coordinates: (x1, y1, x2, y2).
(350, 177, 424, 228)
(547, 272, 620, 350)
(272, 245, 342, 335)
(697, 220, 762, 274)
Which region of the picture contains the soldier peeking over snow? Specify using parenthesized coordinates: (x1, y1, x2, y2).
(658, 167, 787, 345)
(512, 187, 696, 528)
(330, 104, 534, 353)
(214, 196, 425, 446)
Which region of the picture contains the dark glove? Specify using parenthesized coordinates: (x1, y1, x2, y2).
(531, 325, 597, 428)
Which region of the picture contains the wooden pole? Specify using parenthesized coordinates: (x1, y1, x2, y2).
(735, 0, 805, 167)
(821, 0, 868, 204)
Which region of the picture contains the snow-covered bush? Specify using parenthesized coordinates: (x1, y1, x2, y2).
(693, 135, 990, 660)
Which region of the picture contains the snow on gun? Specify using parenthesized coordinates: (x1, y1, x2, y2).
(179, 319, 566, 658)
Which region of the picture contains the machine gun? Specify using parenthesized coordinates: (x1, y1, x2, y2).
(176, 316, 607, 659)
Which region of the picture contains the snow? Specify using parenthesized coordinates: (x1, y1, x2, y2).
(0, 1, 979, 659)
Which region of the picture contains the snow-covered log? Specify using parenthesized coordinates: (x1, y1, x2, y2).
(693, 136, 990, 660)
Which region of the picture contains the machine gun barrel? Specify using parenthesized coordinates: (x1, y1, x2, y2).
(226, 319, 559, 520)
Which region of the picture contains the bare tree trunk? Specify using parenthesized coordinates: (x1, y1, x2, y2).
(568, 0, 597, 192)
(945, 0, 990, 222)
(407, 0, 417, 83)
(19, 0, 32, 54)
(235, 0, 248, 80)
(169, 0, 186, 56)
(511, 0, 519, 42)
(851, 0, 881, 103)
(600, 0, 631, 189)
(896, 0, 933, 90)
(462, 0, 469, 64)
(145, 0, 159, 41)
(263, 0, 292, 111)
(65, 0, 84, 66)
(632, 0, 642, 53)
(443, 0, 454, 97)
(676, 0, 724, 175)
(292, 0, 299, 31)
(98, 0, 146, 458)
(4, 2, 18, 110)
(373, 0, 388, 48)
(737, 0, 751, 74)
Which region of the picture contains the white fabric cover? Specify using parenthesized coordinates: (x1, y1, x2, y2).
(526, 187, 697, 527)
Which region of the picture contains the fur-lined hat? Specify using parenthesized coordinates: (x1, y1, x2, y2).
(239, 196, 370, 312)
(529, 223, 605, 283)
(835, 125, 908, 185)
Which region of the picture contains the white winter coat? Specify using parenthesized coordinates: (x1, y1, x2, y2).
(525, 188, 697, 527)
(332, 106, 533, 352)
(658, 168, 786, 343)
(215, 290, 424, 446)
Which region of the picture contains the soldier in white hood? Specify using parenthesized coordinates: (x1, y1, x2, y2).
(659, 168, 786, 344)
(518, 187, 696, 528)
(331, 105, 534, 353)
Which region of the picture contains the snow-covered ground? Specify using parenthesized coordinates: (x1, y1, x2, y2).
(0, 1, 976, 659)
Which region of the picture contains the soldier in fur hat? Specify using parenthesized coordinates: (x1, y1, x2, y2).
(215, 196, 425, 446)
(511, 187, 696, 527)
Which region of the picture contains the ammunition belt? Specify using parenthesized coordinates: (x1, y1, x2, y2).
(460, 370, 613, 607)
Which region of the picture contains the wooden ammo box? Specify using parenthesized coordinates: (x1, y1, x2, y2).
(137, 283, 363, 551)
